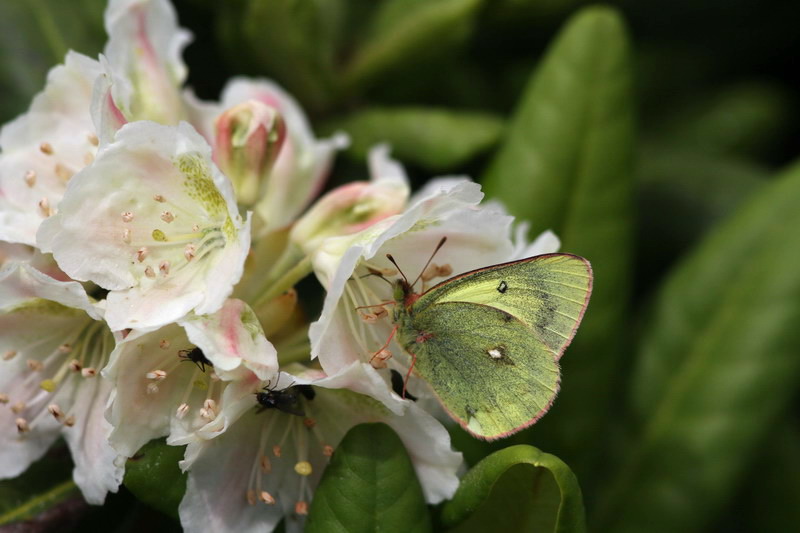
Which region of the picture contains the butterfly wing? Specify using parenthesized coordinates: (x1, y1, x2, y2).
(414, 254, 592, 360)
(402, 253, 592, 439)
(406, 301, 560, 439)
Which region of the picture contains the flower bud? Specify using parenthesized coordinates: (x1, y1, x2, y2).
(290, 179, 407, 255)
(214, 100, 286, 206)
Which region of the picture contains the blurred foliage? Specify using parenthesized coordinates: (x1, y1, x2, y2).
(3, 0, 800, 531)
(0, 0, 106, 121)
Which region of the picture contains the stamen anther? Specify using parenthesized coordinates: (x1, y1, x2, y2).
(16, 418, 30, 433)
(48, 404, 64, 421)
(146, 369, 167, 381)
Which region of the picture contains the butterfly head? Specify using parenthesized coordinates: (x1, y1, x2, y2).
(392, 278, 421, 310)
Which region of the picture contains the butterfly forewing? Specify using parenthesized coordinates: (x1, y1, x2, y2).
(413, 254, 592, 359)
(402, 301, 560, 439)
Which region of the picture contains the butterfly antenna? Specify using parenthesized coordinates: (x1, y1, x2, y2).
(410, 236, 448, 289)
(386, 254, 409, 285)
(358, 268, 394, 288)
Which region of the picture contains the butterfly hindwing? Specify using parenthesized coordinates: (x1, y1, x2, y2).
(400, 301, 560, 440)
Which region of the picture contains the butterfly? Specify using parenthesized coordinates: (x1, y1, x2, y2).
(375, 237, 592, 441)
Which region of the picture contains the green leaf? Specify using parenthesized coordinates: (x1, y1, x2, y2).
(342, 0, 484, 94)
(306, 423, 431, 533)
(637, 145, 768, 281)
(324, 107, 504, 171)
(441, 445, 586, 533)
(654, 82, 791, 159)
(219, 0, 345, 111)
(595, 160, 800, 532)
(0, 450, 79, 525)
(481, 6, 634, 475)
(123, 439, 187, 521)
(0, 0, 106, 122)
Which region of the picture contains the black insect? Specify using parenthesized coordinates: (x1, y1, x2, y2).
(390, 369, 417, 402)
(178, 346, 213, 372)
(255, 382, 316, 417)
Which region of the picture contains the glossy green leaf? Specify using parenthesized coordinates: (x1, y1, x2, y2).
(595, 160, 800, 532)
(325, 107, 504, 171)
(123, 439, 186, 521)
(441, 445, 586, 533)
(0, 0, 106, 122)
(219, 0, 345, 111)
(481, 6, 634, 473)
(342, 0, 484, 94)
(0, 450, 78, 525)
(306, 423, 431, 533)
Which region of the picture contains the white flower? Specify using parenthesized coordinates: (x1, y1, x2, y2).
(177, 362, 461, 533)
(0, 52, 102, 246)
(0, 262, 122, 504)
(37, 121, 251, 331)
(308, 174, 560, 396)
(104, 298, 277, 459)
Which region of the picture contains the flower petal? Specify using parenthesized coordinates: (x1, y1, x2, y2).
(180, 299, 278, 381)
(63, 374, 123, 504)
(0, 262, 102, 320)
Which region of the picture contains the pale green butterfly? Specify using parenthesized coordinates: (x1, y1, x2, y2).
(372, 237, 592, 440)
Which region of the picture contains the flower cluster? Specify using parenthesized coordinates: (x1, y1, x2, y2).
(0, 1, 559, 531)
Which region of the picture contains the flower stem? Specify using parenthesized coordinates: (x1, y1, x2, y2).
(252, 255, 313, 309)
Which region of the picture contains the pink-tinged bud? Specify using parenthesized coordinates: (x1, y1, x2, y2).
(290, 180, 408, 254)
(214, 100, 286, 206)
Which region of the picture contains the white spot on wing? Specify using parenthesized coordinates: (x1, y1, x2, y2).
(488, 347, 504, 359)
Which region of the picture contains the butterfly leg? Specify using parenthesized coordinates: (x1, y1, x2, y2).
(402, 352, 417, 400)
(369, 325, 398, 369)
(354, 301, 396, 311)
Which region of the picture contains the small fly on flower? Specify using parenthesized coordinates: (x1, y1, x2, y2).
(178, 346, 213, 372)
(255, 377, 315, 417)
